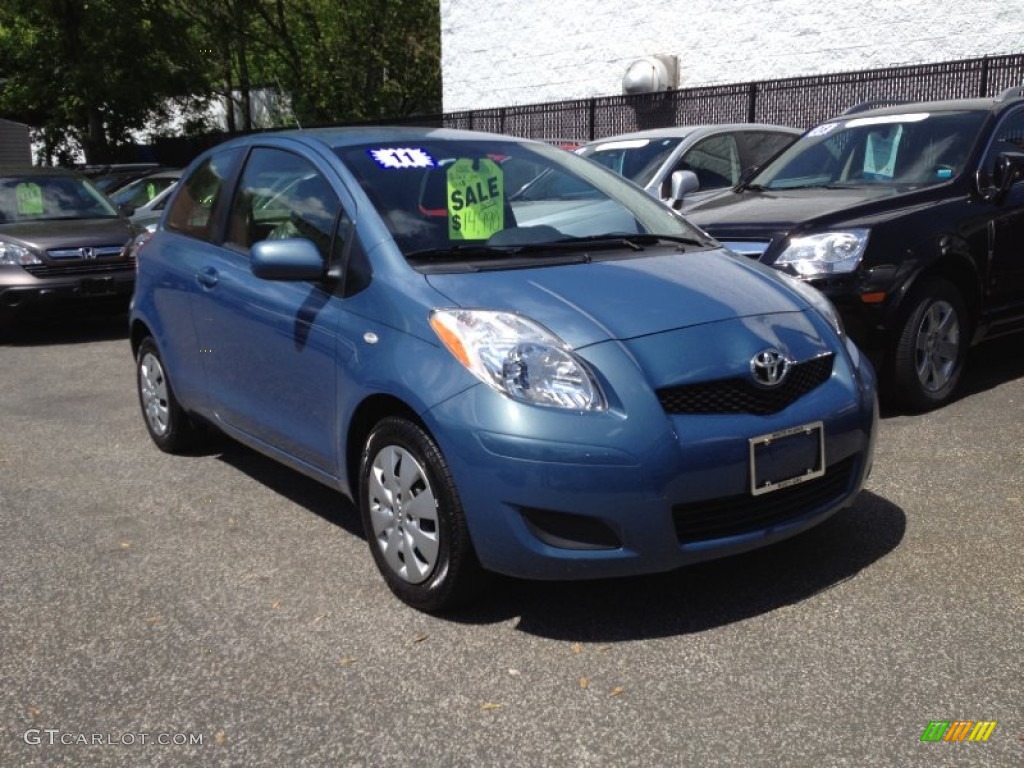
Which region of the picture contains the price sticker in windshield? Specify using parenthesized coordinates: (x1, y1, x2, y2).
(446, 158, 504, 240)
(15, 183, 44, 215)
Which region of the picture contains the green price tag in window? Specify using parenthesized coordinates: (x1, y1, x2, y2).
(146, 182, 156, 200)
(15, 183, 43, 215)
(447, 158, 504, 240)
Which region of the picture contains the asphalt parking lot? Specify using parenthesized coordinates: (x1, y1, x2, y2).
(1, 311, 1021, 768)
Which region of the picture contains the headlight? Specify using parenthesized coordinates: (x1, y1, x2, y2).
(0, 241, 42, 266)
(430, 309, 607, 411)
(775, 229, 869, 276)
(777, 271, 845, 338)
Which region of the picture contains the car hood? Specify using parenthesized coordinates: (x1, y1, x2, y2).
(424, 248, 808, 348)
(0, 217, 135, 250)
(684, 186, 906, 236)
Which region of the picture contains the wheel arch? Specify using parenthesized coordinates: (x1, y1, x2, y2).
(892, 250, 982, 342)
(344, 393, 423, 496)
(129, 318, 154, 357)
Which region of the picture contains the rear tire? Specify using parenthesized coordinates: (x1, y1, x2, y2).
(891, 278, 967, 411)
(359, 416, 487, 612)
(136, 337, 203, 452)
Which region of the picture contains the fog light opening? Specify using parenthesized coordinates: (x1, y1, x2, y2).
(521, 508, 621, 551)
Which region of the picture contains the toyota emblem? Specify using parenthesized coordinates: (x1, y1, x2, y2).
(750, 348, 790, 387)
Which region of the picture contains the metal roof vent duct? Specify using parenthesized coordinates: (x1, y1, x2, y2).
(622, 55, 678, 95)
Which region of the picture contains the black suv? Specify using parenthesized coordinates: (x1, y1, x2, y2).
(685, 89, 1024, 410)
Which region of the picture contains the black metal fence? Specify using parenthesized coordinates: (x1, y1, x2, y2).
(439, 52, 1024, 141)
(151, 53, 1024, 165)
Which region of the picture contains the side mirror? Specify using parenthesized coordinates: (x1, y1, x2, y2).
(668, 170, 700, 210)
(978, 151, 1024, 204)
(118, 203, 135, 218)
(251, 238, 325, 281)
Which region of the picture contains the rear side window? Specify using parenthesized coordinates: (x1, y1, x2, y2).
(165, 150, 241, 241)
(226, 147, 341, 260)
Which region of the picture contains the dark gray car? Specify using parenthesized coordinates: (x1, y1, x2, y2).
(0, 168, 138, 323)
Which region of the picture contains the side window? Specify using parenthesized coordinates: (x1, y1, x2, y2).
(227, 148, 341, 261)
(982, 108, 1024, 180)
(165, 150, 241, 241)
(673, 135, 740, 194)
(741, 131, 796, 170)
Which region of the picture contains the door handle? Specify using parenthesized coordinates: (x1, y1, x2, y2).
(196, 267, 219, 288)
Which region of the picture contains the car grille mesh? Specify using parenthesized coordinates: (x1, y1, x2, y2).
(672, 455, 857, 544)
(656, 353, 834, 416)
(24, 256, 134, 278)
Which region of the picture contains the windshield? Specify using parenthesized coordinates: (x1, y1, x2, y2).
(752, 111, 987, 190)
(0, 175, 119, 222)
(110, 175, 178, 207)
(578, 137, 685, 188)
(336, 139, 705, 263)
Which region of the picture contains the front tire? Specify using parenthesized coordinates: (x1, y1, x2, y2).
(891, 278, 967, 411)
(136, 336, 203, 452)
(359, 416, 486, 612)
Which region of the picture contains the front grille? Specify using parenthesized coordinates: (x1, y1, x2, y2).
(657, 353, 834, 416)
(47, 246, 125, 260)
(24, 257, 134, 278)
(672, 456, 857, 544)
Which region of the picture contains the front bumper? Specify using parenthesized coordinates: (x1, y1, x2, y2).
(0, 265, 135, 320)
(423, 337, 878, 580)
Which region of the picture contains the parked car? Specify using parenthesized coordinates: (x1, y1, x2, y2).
(80, 163, 167, 194)
(685, 89, 1024, 410)
(129, 127, 877, 612)
(573, 124, 801, 210)
(0, 167, 138, 323)
(109, 168, 182, 231)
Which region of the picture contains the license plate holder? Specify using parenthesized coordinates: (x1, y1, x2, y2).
(80, 276, 116, 296)
(749, 421, 825, 496)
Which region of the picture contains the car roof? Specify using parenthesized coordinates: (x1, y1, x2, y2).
(581, 124, 801, 147)
(220, 126, 546, 152)
(135, 169, 182, 180)
(834, 94, 1022, 120)
(0, 166, 83, 178)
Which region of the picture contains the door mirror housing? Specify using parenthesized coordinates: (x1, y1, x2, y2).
(251, 238, 325, 281)
(668, 170, 700, 210)
(978, 151, 1024, 204)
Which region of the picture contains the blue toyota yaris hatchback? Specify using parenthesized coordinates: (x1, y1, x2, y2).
(129, 127, 878, 612)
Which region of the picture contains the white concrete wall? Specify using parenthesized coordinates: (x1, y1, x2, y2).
(440, 0, 1024, 111)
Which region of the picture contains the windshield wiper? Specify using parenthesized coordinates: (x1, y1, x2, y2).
(406, 243, 592, 269)
(406, 243, 517, 261)
(406, 232, 705, 266)
(553, 233, 705, 250)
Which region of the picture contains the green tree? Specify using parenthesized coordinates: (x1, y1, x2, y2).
(0, 0, 442, 163)
(256, 0, 442, 126)
(0, 0, 211, 163)
(171, 0, 443, 129)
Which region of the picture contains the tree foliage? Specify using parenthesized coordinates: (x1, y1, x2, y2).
(0, 0, 442, 163)
(0, 0, 211, 163)
(253, 0, 442, 126)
